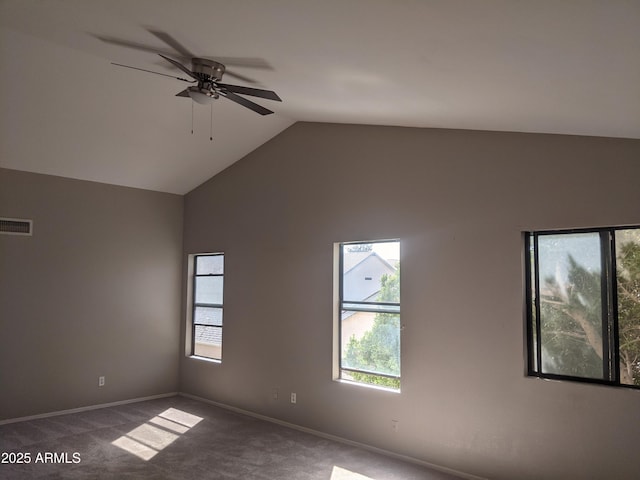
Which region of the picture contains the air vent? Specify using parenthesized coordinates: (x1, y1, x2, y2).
(0, 217, 33, 236)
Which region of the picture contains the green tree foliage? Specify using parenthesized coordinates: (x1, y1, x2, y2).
(541, 257, 603, 378)
(617, 240, 640, 385)
(540, 235, 640, 385)
(344, 265, 400, 389)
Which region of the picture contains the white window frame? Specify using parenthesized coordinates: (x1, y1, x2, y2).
(186, 253, 224, 362)
(334, 240, 401, 390)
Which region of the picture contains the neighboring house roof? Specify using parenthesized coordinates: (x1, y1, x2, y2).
(341, 250, 398, 320)
(195, 326, 222, 345)
(342, 251, 373, 272)
(343, 251, 396, 274)
(343, 251, 396, 301)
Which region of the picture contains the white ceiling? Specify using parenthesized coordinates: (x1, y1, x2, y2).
(1, 0, 639, 194)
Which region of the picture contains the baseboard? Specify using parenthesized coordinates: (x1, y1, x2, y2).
(0, 392, 178, 425)
(179, 392, 487, 480)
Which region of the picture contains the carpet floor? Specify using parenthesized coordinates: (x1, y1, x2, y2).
(0, 395, 465, 479)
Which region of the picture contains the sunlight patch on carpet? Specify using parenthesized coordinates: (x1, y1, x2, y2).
(112, 408, 203, 460)
(331, 465, 376, 479)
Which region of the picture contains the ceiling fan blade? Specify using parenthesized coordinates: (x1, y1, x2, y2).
(94, 34, 175, 57)
(220, 91, 274, 116)
(111, 62, 195, 82)
(217, 83, 282, 102)
(158, 54, 198, 80)
(209, 58, 274, 84)
(146, 29, 195, 58)
(176, 89, 191, 98)
(222, 70, 258, 85)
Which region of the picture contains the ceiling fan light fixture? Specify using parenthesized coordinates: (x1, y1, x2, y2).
(187, 87, 218, 105)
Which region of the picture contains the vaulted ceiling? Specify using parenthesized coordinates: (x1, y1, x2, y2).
(1, 1, 638, 194)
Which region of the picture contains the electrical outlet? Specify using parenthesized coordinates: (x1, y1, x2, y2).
(98, 376, 105, 387)
(290, 392, 297, 404)
(391, 420, 399, 432)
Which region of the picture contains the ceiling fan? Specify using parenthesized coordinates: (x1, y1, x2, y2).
(98, 29, 282, 115)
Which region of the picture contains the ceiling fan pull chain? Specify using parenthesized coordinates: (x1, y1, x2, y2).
(191, 101, 194, 135)
(210, 104, 213, 141)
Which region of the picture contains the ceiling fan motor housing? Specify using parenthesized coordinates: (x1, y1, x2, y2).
(192, 58, 225, 81)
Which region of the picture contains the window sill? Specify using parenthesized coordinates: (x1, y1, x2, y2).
(526, 372, 640, 391)
(188, 355, 221, 364)
(334, 378, 401, 394)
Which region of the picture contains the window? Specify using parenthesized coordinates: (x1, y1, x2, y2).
(338, 240, 401, 389)
(191, 254, 224, 360)
(525, 227, 640, 388)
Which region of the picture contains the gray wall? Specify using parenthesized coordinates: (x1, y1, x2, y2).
(181, 123, 640, 480)
(0, 168, 183, 420)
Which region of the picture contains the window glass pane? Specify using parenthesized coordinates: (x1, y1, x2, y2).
(615, 229, 640, 386)
(196, 255, 223, 275)
(341, 312, 400, 378)
(194, 325, 222, 359)
(342, 241, 400, 303)
(537, 233, 604, 379)
(194, 307, 222, 326)
(195, 277, 223, 305)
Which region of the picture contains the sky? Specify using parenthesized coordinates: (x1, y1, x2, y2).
(537, 233, 601, 285)
(372, 240, 400, 262)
